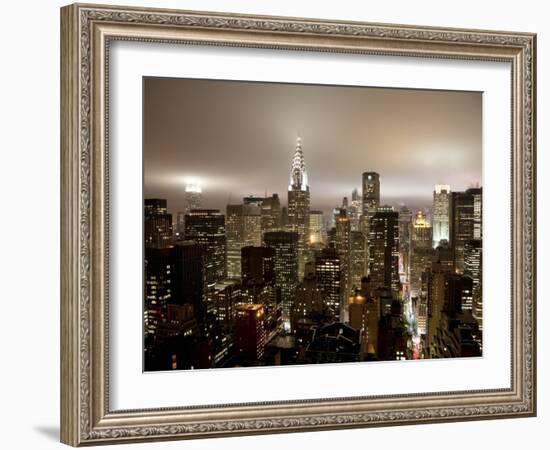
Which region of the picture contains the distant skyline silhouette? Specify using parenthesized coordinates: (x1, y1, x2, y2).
(144, 77, 482, 216)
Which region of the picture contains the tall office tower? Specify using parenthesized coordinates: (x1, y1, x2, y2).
(410, 210, 434, 296)
(466, 238, 483, 334)
(434, 239, 453, 267)
(368, 206, 400, 294)
(315, 246, 342, 320)
(417, 270, 430, 336)
(226, 205, 245, 278)
(362, 172, 380, 216)
(350, 230, 367, 291)
(144, 246, 175, 338)
(144, 198, 168, 216)
(260, 194, 281, 237)
(326, 227, 336, 248)
(287, 136, 310, 277)
(240, 245, 280, 340)
(398, 205, 413, 283)
(213, 280, 242, 327)
(361, 172, 380, 272)
(241, 246, 275, 287)
(242, 204, 262, 246)
(309, 210, 325, 244)
(184, 209, 226, 287)
(334, 208, 351, 317)
(348, 290, 369, 356)
(144, 198, 173, 249)
(450, 187, 482, 272)
(292, 264, 324, 328)
(225, 203, 261, 278)
(349, 188, 362, 231)
(176, 211, 186, 237)
(361, 277, 380, 357)
(281, 206, 289, 228)
(412, 210, 432, 247)
(425, 261, 447, 356)
(432, 184, 451, 248)
(446, 273, 474, 313)
(184, 184, 202, 213)
(264, 231, 299, 318)
(464, 239, 482, 288)
(234, 304, 266, 362)
(348, 284, 379, 359)
(172, 241, 206, 319)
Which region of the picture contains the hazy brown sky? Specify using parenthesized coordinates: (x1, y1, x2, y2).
(144, 77, 482, 216)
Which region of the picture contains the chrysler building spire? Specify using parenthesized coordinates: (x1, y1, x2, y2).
(289, 136, 308, 192)
(287, 134, 311, 282)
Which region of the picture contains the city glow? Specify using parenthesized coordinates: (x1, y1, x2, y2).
(185, 180, 202, 193)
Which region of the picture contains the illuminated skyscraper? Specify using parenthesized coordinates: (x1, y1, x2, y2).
(350, 230, 366, 291)
(349, 188, 362, 231)
(315, 246, 342, 320)
(226, 205, 245, 278)
(464, 239, 482, 327)
(410, 210, 434, 296)
(412, 210, 432, 247)
(213, 279, 241, 327)
(362, 172, 380, 217)
(464, 239, 482, 288)
(309, 210, 325, 244)
(225, 204, 262, 278)
(234, 304, 266, 362)
(241, 245, 281, 339)
(398, 205, 412, 283)
(184, 209, 226, 287)
(144, 198, 173, 249)
(432, 184, 451, 248)
(184, 183, 202, 213)
(144, 246, 174, 338)
(425, 261, 447, 356)
(334, 208, 351, 314)
(264, 231, 299, 318)
(368, 206, 400, 294)
(450, 187, 482, 272)
(361, 172, 380, 273)
(287, 136, 310, 276)
(172, 185, 201, 240)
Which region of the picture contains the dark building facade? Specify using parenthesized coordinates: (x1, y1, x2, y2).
(450, 188, 482, 272)
(144, 198, 173, 249)
(264, 231, 299, 318)
(368, 206, 400, 293)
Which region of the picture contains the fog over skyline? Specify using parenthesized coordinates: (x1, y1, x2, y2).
(144, 77, 482, 217)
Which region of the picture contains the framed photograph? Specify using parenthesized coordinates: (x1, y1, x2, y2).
(60, 3, 536, 446)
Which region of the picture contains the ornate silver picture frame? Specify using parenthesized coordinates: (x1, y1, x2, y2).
(60, 3, 536, 446)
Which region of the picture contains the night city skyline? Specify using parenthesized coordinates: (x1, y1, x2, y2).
(144, 78, 482, 217)
(143, 77, 483, 372)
